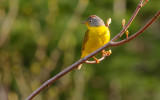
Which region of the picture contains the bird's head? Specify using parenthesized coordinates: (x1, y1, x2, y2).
(82, 15, 105, 28)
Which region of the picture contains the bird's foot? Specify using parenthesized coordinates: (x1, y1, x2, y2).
(93, 56, 99, 64)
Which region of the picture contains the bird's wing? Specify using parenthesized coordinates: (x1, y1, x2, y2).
(81, 30, 89, 54)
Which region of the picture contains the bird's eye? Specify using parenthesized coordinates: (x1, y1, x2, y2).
(89, 20, 92, 23)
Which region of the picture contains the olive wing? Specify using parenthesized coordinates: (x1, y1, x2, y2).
(81, 30, 89, 54)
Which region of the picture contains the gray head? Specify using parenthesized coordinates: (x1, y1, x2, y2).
(82, 15, 105, 27)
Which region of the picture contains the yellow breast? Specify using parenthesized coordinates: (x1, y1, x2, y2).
(81, 26, 110, 58)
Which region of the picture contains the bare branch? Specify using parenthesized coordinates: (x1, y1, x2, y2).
(84, 0, 144, 63)
(26, 0, 89, 99)
(26, 1, 160, 100)
(111, 0, 144, 42)
(110, 11, 160, 47)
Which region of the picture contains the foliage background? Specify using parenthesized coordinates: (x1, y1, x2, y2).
(0, 0, 160, 100)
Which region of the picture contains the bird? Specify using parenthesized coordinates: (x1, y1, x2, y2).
(78, 15, 110, 69)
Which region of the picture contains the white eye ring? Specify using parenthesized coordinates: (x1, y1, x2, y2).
(89, 20, 92, 23)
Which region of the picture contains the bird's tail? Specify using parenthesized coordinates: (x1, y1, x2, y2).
(77, 64, 82, 70)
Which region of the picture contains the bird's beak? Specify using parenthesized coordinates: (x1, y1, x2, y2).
(82, 21, 88, 24)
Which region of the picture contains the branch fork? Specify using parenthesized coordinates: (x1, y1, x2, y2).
(26, 0, 160, 99)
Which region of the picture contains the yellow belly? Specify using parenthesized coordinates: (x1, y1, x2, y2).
(81, 26, 110, 58)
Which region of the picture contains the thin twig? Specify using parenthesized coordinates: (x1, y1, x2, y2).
(110, 11, 160, 47)
(142, 0, 149, 7)
(111, 0, 143, 42)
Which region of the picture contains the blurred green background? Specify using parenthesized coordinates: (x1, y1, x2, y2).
(0, 0, 160, 100)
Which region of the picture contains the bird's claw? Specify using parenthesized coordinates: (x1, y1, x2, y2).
(102, 49, 112, 56)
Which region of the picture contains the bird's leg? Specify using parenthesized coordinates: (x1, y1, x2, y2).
(93, 56, 99, 64)
(101, 49, 112, 56)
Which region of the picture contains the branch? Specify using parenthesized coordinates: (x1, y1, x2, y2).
(26, 11, 160, 100)
(110, 11, 160, 47)
(26, 1, 160, 100)
(85, 0, 146, 64)
(83, 10, 160, 64)
(111, 0, 144, 42)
